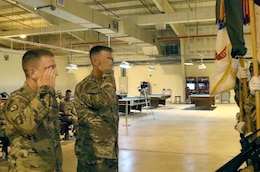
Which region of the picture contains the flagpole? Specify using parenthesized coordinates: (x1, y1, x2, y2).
(239, 58, 252, 132)
(249, 0, 260, 131)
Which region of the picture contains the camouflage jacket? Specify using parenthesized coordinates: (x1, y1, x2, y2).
(74, 69, 119, 160)
(60, 98, 77, 116)
(0, 101, 6, 137)
(243, 94, 257, 133)
(4, 82, 63, 172)
(234, 77, 250, 107)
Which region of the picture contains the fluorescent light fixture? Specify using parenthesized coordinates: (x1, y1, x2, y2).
(198, 63, 206, 69)
(119, 61, 132, 69)
(147, 65, 155, 71)
(66, 64, 78, 70)
(184, 59, 194, 65)
(198, 54, 206, 69)
(20, 34, 27, 39)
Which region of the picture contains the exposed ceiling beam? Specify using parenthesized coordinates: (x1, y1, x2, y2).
(16, 0, 110, 28)
(16, 0, 155, 47)
(0, 23, 87, 37)
(0, 37, 89, 54)
(132, 6, 215, 27)
(152, 0, 185, 35)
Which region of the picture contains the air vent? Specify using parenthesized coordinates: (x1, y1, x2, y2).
(165, 45, 180, 56)
(112, 19, 118, 32)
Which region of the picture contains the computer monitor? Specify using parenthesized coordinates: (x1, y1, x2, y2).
(187, 83, 195, 90)
(198, 83, 205, 88)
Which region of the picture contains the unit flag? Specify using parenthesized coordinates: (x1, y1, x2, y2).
(210, 27, 236, 95)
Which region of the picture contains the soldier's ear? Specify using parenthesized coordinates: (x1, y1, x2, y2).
(92, 57, 99, 66)
(28, 67, 37, 79)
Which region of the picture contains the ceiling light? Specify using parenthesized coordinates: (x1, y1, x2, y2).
(119, 61, 132, 69)
(184, 59, 194, 65)
(66, 64, 78, 70)
(20, 34, 27, 39)
(147, 65, 155, 71)
(198, 54, 206, 69)
(198, 63, 206, 69)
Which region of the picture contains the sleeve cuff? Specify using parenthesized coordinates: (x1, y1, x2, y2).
(38, 85, 56, 97)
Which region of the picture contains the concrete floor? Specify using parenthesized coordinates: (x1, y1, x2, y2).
(0, 103, 243, 172)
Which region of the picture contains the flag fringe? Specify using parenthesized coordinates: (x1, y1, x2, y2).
(216, 0, 250, 27)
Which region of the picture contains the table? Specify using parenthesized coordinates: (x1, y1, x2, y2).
(118, 97, 147, 113)
(190, 94, 215, 109)
(148, 94, 171, 107)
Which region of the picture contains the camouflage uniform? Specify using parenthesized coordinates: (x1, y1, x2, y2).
(243, 94, 257, 134)
(0, 99, 9, 160)
(4, 82, 63, 172)
(60, 98, 78, 125)
(234, 63, 255, 135)
(60, 98, 78, 139)
(234, 77, 250, 107)
(0, 100, 6, 137)
(60, 99, 77, 116)
(74, 69, 119, 172)
(56, 97, 62, 110)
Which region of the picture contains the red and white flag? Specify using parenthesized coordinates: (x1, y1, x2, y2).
(210, 27, 237, 95)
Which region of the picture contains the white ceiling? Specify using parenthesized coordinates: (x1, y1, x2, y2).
(0, 0, 217, 65)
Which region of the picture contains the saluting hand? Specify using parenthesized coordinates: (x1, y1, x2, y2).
(37, 67, 57, 88)
(98, 57, 113, 72)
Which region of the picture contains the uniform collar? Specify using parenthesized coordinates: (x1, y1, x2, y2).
(23, 81, 36, 98)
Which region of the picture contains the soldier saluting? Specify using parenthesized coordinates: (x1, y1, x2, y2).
(74, 45, 119, 172)
(4, 49, 63, 172)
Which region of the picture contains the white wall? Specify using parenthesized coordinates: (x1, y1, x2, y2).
(66, 67, 91, 92)
(0, 50, 24, 94)
(55, 57, 71, 93)
(0, 48, 69, 95)
(69, 64, 185, 103)
(121, 64, 184, 102)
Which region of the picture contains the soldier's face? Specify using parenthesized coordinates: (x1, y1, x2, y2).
(96, 51, 113, 67)
(56, 91, 62, 98)
(33, 56, 58, 80)
(65, 92, 71, 99)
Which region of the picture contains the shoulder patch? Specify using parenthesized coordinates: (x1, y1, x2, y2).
(9, 104, 18, 112)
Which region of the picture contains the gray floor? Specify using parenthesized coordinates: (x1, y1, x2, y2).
(0, 103, 243, 172)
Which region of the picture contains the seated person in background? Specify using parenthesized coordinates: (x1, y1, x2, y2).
(0, 94, 9, 160)
(56, 90, 63, 109)
(60, 89, 77, 139)
(185, 86, 191, 100)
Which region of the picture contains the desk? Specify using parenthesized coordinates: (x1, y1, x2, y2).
(148, 94, 171, 107)
(190, 94, 215, 109)
(118, 97, 147, 113)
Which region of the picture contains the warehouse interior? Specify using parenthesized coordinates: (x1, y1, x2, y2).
(0, 0, 259, 172)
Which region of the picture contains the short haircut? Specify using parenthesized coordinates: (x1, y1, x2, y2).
(66, 89, 72, 94)
(89, 45, 112, 59)
(22, 49, 54, 77)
